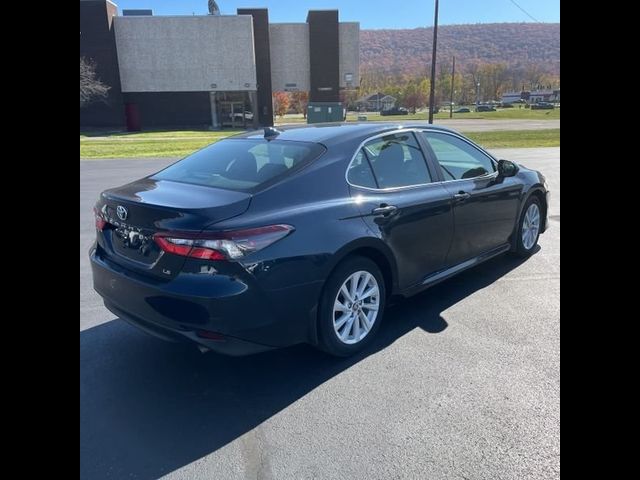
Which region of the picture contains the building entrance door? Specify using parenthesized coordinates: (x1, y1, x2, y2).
(219, 101, 246, 128)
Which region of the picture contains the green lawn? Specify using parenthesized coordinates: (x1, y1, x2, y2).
(80, 129, 235, 139)
(80, 130, 242, 159)
(437, 106, 559, 120)
(466, 129, 559, 148)
(80, 127, 559, 159)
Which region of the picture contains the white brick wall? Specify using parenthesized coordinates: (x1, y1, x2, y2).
(269, 23, 310, 92)
(339, 22, 360, 88)
(114, 15, 257, 92)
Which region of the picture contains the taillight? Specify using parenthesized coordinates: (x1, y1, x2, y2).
(154, 224, 294, 261)
(94, 207, 107, 231)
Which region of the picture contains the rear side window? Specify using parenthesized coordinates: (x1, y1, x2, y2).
(420, 132, 495, 181)
(347, 150, 377, 188)
(153, 139, 325, 191)
(348, 132, 432, 189)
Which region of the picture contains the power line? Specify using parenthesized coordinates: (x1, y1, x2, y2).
(508, 0, 541, 22)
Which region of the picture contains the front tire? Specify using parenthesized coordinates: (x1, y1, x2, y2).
(318, 256, 386, 357)
(513, 196, 542, 257)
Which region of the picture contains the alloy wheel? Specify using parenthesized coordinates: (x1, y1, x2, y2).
(333, 271, 380, 345)
(522, 203, 540, 250)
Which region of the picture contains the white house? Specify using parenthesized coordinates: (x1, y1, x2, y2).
(356, 93, 397, 112)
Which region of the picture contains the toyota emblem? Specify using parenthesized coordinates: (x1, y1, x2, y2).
(116, 205, 128, 221)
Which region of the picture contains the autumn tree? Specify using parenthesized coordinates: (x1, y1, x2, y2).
(381, 83, 404, 107)
(272, 92, 290, 118)
(464, 62, 482, 104)
(435, 61, 464, 108)
(462, 62, 511, 103)
(525, 64, 546, 90)
(479, 63, 509, 101)
(402, 79, 428, 113)
(355, 60, 558, 110)
(80, 57, 109, 107)
(290, 91, 309, 118)
(458, 74, 478, 105)
(340, 89, 360, 112)
(505, 65, 527, 92)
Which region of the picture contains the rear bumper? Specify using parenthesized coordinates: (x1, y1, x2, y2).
(104, 300, 274, 356)
(90, 247, 323, 356)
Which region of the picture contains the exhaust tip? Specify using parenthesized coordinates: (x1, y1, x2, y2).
(197, 345, 211, 354)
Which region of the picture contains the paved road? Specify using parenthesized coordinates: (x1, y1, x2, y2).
(80, 148, 560, 479)
(435, 118, 559, 132)
(275, 119, 560, 132)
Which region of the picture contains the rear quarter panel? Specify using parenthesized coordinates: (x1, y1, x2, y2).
(217, 148, 374, 278)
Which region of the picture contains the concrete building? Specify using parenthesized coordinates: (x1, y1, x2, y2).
(80, 1, 360, 130)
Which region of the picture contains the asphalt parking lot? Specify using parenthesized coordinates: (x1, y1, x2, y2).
(80, 147, 560, 479)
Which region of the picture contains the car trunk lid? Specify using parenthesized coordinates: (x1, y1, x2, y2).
(96, 178, 251, 279)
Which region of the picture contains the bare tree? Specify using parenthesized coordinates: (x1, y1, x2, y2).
(481, 63, 509, 101)
(525, 64, 545, 90)
(80, 57, 109, 107)
(465, 62, 481, 90)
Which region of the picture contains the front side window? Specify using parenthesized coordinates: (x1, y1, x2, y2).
(420, 132, 495, 181)
(152, 139, 325, 192)
(348, 132, 432, 189)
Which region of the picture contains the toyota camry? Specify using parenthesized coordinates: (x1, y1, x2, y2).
(90, 123, 549, 356)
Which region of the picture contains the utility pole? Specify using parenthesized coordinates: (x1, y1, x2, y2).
(449, 56, 455, 119)
(476, 81, 481, 110)
(428, 0, 439, 124)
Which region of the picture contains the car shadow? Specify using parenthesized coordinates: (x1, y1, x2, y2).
(80, 251, 532, 479)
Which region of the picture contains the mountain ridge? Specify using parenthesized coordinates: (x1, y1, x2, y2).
(360, 23, 560, 77)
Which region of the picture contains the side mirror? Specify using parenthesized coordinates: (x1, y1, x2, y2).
(497, 159, 519, 177)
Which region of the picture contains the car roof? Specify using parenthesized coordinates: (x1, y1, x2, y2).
(230, 122, 459, 147)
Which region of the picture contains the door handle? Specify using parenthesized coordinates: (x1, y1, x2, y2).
(454, 191, 471, 202)
(372, 205, 398, 216)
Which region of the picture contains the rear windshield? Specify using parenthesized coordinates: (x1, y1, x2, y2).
(152, 139, 326, 192)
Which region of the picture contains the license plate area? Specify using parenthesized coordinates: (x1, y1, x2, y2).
(111, 225, 160, 265)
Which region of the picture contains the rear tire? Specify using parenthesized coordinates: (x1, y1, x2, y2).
(317, 256, 386, 357)
(512, 196, 542, 257)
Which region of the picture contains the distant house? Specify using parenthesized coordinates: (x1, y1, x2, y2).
(356, 92, 397, 112)
(501, 89, 560, 104)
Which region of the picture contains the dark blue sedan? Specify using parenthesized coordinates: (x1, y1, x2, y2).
(91, 123, 549, 356)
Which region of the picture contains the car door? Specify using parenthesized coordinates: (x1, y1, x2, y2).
(418, 130, 522, 266)
(347, 130, 454, 291)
